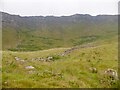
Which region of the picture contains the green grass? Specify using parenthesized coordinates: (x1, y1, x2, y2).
(2, 14, 118, 88)
(2, 36, 118, 88)
(3, 20, 117, 51)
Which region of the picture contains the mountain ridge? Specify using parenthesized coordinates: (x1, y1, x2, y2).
(2, 12, 118, 51)
(1, 11, 118, 17)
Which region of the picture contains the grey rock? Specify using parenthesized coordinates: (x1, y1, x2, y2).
(104, 69, 118, 80)
(89, 67, 97, 73)
(25, 66, 35, 69)
(47, 56, 53, 60)
(15, 57, 21, 61)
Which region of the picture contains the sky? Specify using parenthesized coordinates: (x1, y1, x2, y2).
(0, 0, 119, 16)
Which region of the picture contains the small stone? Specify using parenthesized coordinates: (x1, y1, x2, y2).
(47, 56, 53, 60)
(25, 66, 35, 69)
(4, 81, 8, 85)
(4, 82, 8, 84)
(89, 67, 97, 73)
(15, 57, 20, 61)
(20, 60, 25, 62)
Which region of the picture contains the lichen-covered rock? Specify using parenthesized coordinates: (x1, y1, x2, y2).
(104, 69, 118, 80)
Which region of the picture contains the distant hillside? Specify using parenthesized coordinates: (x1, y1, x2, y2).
(2, 12, 118, 51)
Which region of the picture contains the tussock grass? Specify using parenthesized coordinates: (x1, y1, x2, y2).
(2, 37, 118, 88)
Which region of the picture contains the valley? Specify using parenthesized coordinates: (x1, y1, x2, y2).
(1, 12, 118, 88)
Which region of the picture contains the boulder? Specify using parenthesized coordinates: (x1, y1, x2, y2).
(104, 69, 118, 80)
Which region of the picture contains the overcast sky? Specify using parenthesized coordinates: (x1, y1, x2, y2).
(0, 0, 119, 16)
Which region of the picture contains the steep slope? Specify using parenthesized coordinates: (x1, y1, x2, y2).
(2, 12, 118, 51)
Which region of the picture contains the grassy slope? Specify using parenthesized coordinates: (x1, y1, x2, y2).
(2, 36, 118, 88)
(3, 21, 117, 51)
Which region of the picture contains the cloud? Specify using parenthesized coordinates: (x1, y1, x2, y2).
(1, 0, 119, 16)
